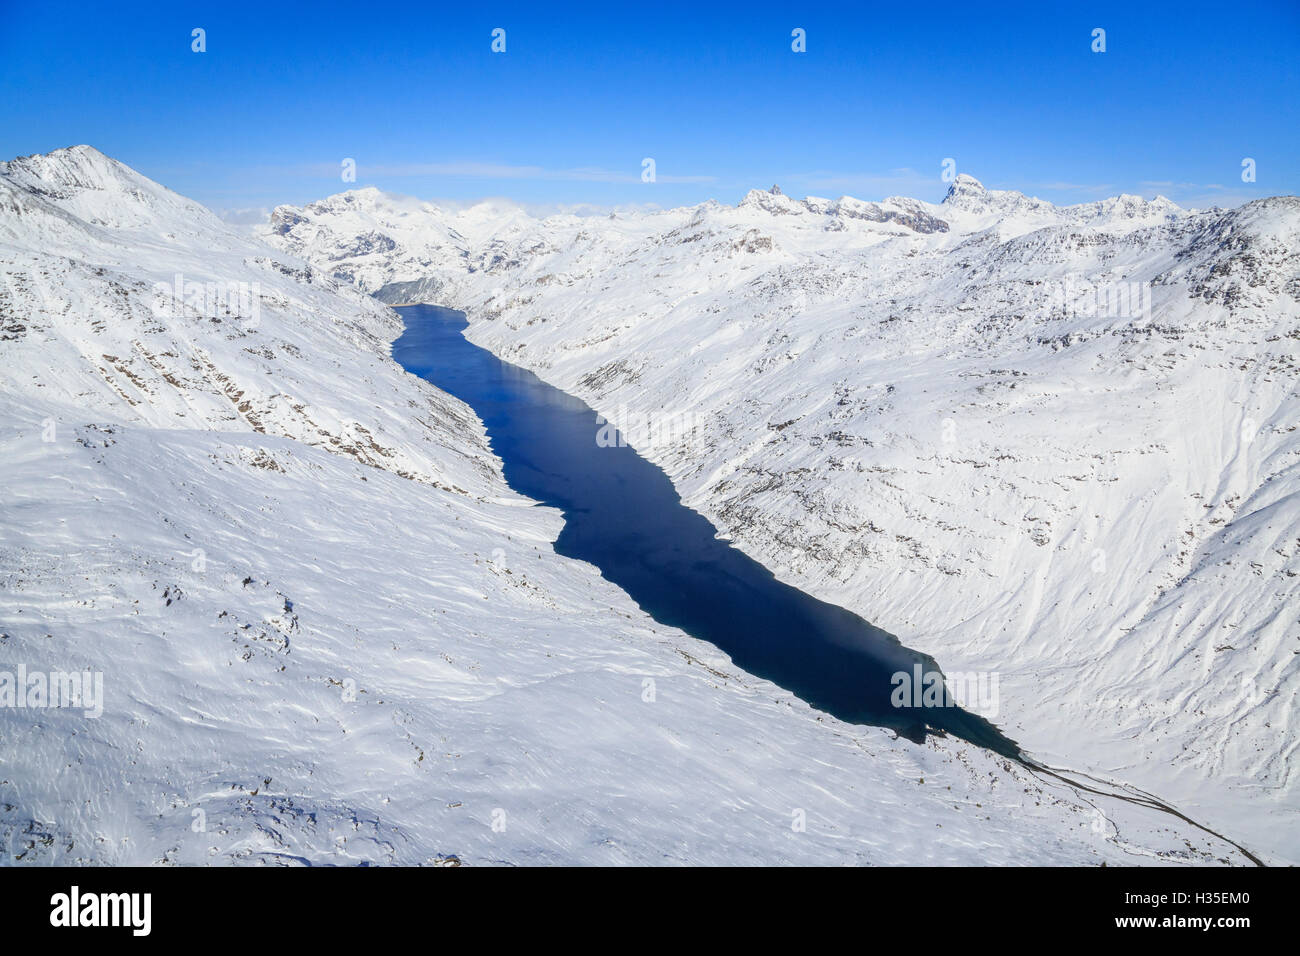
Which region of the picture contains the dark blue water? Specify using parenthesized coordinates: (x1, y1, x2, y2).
(394, 305, 1020, 757)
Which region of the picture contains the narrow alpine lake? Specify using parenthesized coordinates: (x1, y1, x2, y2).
(393, 304, 1019, 757)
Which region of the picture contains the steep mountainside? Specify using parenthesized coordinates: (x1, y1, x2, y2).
(266, 174, 1300, 863)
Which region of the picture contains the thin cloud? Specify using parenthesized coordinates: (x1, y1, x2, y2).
(781, 168, 937, 199)
(282, 160, 715, 185)
(1026, 181, 1116, 193)
(411, 195, 672, 218)
(1139, 180, 1225, 190)
(216, 206, 272, 225)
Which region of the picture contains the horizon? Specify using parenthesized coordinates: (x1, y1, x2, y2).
(14, 142, 1291, 229)
(3, 1, 1297, 220)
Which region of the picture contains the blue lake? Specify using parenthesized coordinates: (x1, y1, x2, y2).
(394, 304, 1020, 757)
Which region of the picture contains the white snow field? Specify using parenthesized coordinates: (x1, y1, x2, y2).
(263, 173, 1300, 864)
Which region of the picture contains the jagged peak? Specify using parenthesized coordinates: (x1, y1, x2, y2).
(305, 185, 388, 212)
(941, 173, 990, 205)
(738, 187, 804, 215)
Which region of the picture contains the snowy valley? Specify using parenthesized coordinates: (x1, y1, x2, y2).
(0, 146, 1290, 865)
(263, 171, 1300, 864)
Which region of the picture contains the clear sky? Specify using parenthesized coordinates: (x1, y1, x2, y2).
(2, 0, 1296, 218)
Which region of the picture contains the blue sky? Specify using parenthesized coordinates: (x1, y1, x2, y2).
(2, 0, 1296, 216)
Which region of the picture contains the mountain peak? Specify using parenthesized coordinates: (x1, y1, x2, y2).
(61, 143, 112, 160)
(941, 173, 988, 205)
(3, 143, 126, 181)
(0, 143, 222, 236)
(738, 186, 803, 215)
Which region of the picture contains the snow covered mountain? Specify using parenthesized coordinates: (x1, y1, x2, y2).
(6, 145, 1255, 866)
(264, 173, 1300, 863)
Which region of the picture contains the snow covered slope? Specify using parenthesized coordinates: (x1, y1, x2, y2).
(4, 146, 1253, 866)
(265, 174, 1300, 863)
